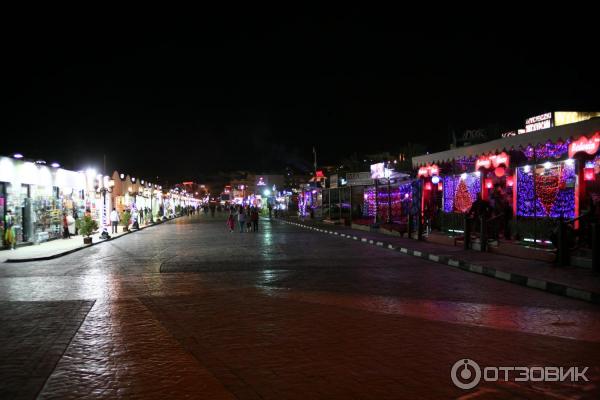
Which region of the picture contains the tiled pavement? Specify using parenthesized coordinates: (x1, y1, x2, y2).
(278, 217, 600, 301)
(0, 218, 169, 263)
(0, 213, 599, 399)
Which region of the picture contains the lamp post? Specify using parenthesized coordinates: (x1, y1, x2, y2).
(99, 177, 115, 237)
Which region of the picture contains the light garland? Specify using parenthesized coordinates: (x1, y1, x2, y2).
(443, 174, 481, 213)
(516, 162, 575, 218)
(363, 182, 412, 221)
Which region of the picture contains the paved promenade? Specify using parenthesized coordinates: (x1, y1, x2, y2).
(1, 214, 599, 399)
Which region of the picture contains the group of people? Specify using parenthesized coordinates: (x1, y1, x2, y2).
(467, 185, 513, 240)
(227, 205, 260, 233)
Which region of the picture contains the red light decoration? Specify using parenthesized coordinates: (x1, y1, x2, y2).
(506, 176, 514, 187)
(568, 133, 600, 158)
(424, 182, 432, 191)
(418, 164, 439, 178)
(494, 166, 505, 177)
(490, 152, 510, 168)
(584, 167, 595, 181)
(475, 156, 491, 170)
(476, 152, 510, 171)
(535, 174, 560, 215)
(485, 178, 493, 189)
(454, 180, 472, 212)
(437, 182, 443, 191)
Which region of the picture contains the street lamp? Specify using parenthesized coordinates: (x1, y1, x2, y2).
(99, 177, 115, 238)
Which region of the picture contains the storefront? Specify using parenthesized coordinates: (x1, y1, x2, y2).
(0, 157, 87, 246)
(412, 117, 600, 245)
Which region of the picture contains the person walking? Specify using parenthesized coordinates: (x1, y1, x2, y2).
(131, 208, 139, 230)
(110, 208, 120, 234)
(251, 207, 259, 232)
(62, 212, 71, 239)
(67, 212, 76, 237)
(238, 206, 246, 233)
(245, 206, 253, 232)
(73, 209, 79, 235)
(4, 210, 17, 250)
(226, 210, 236, 232)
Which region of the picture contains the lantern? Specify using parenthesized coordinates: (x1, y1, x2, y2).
(437, 182, 443, 191)
(584, 167, 595, 181)
(494, 166, 505, 177)
(485, 178, 493, 189)
(431, 175, 440, 184)
(506, 176, 514, 187)
(425, 182, 432, 191)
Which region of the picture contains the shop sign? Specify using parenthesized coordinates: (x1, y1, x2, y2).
(476, 152, 510, 170)
(417, 164, 439, 178)
(475, 157, 491, 170)
(568, 133, 600, 158)
(346, 172, 374, 186)
(525, 112, 553, 132)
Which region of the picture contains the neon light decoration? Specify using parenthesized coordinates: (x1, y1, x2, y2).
(363, 183, 412, 221)
(443, 174, 481, 213)
(417, 164, 439, 178)
(568, 133, 600, 158)
(524, 140, 569, 160)
(516, 162, 575, 218)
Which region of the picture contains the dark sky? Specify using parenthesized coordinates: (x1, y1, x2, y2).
(4, 11, 599, 183)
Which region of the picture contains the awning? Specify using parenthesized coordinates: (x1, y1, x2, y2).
(412, 118, 600, 167)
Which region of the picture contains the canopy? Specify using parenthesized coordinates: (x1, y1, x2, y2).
(412, 118, 600, 167)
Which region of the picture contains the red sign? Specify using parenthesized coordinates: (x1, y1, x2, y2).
(476, 152, 510, 170)
(568, 133, 600, 158)
(475, 157, 491, 170)
(490, 152, 509, 168)
(417, 164, 439, 178)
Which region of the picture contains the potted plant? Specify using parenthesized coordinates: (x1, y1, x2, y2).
(121, 210, 131, 232)
(76, 215, 98, 244)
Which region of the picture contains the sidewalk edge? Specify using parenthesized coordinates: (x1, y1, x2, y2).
(278, 218, 600, 305)
(4, 217, 179, 263)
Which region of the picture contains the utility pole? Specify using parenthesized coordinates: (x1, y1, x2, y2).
(313, 146, 317, 178)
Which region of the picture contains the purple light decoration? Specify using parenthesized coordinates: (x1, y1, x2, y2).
(516, 162, 575, 218)
(363, 183, 412, 220)
(442, 174, 481, 213)
(524, 140, 569, 160)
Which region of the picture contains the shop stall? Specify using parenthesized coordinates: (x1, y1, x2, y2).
(412, 117, 600, 246)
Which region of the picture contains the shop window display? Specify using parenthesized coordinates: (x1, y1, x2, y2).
(31, 185, 63, 241)
(442, 173, 481, 213)
(516, 161, 575, 219)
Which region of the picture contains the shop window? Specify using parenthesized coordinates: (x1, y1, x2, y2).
(516, 161, 575, 218)
(442, 173, 481, 213)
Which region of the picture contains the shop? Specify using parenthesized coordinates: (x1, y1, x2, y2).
(412, 116, 600, 246)
(0, 156, 87, 246)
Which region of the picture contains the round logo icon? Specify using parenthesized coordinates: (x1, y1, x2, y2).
(451, 359, 481, 390)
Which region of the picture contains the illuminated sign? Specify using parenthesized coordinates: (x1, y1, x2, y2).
(525, 112, 553, 132)
(475, 157, 491, 170)
(568, 133, 600, 158)
(490, 152, 509, 168)
(417, 164, 439, 178)
(346, 172, 374, 186)
(476, 152, 509, 170)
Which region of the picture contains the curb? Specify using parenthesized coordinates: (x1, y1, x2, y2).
(279, 219, 600, 305)
(4, 216, 182, 263)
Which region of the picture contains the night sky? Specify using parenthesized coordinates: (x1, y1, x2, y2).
(4, 12, 599, 183)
